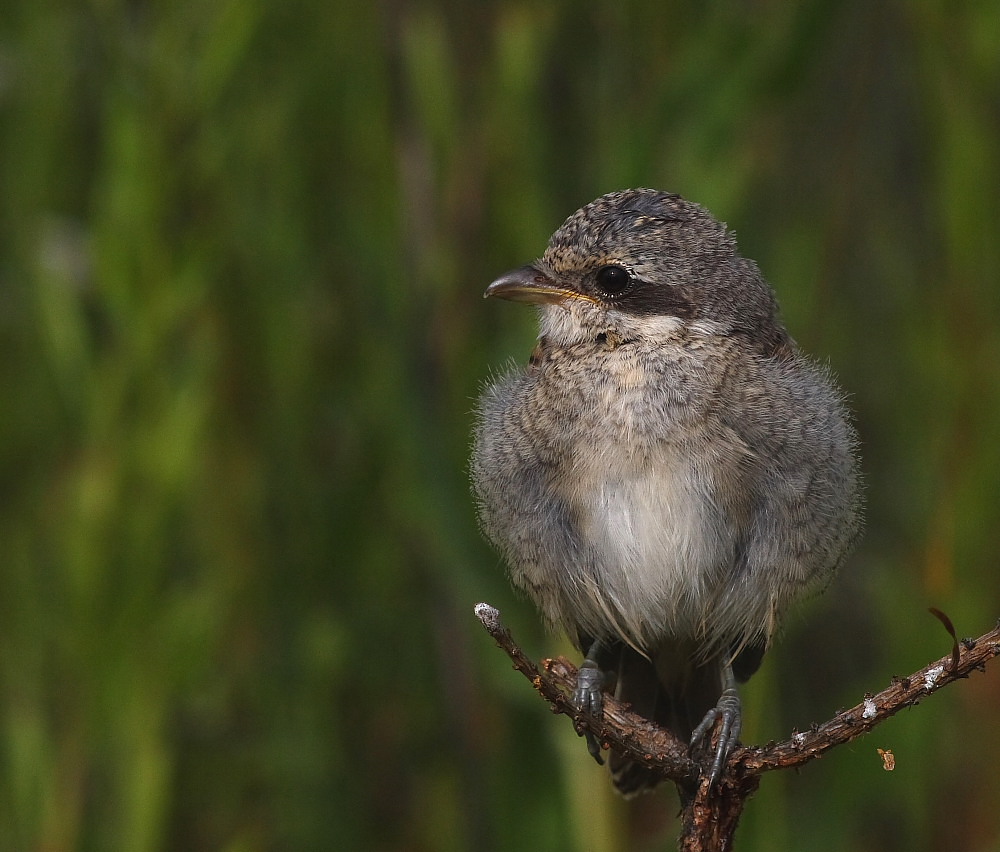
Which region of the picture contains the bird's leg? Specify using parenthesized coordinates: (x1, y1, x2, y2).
(572, 637, 616, 765)
(690, 661, 742, 786)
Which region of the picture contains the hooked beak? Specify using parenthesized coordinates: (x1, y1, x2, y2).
(484, 265, 598, 305)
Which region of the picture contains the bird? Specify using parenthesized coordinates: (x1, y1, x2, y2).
(471, 189, 862, 797)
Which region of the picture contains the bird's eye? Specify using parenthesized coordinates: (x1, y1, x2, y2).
(595, 265, 632, 297)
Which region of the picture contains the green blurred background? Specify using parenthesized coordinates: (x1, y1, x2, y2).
(2, 1, 999, 850)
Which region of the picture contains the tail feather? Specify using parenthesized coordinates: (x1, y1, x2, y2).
(607, 645, 726, 798)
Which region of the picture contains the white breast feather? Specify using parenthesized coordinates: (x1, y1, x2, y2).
(563, 437, 728, 652)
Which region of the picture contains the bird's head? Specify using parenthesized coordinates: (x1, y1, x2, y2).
(485, 189, 789, 354)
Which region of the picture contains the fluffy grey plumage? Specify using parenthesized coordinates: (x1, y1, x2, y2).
(471, 189, 862, 796)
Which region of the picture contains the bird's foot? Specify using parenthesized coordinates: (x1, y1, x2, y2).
(690, 686, 742, 786)
(572, 661, 605, 765)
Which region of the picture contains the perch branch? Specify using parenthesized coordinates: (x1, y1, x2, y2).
(739, 623, 999, 773)
(475, 602, 1000, 851)
(473, 602, 695, 779)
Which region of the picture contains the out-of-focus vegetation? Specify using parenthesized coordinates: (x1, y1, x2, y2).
(1, 2, 998, 850)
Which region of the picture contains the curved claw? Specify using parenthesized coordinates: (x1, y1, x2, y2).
(690, 686, 742, 786)
(572, 663, 605, 764)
